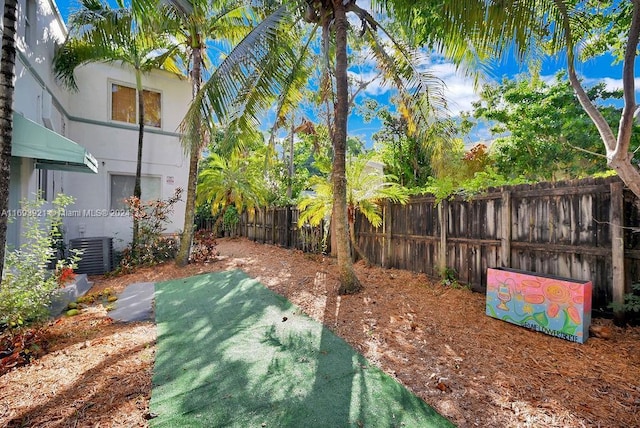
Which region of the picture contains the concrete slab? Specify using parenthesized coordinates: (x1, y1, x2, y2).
(109, 282, 155, 322)
(49, 274, 93, 316)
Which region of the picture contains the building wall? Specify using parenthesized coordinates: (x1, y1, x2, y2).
(6, 0, 191, 251)
(6, 0, 69, 247)
(63, 63, 191, 248)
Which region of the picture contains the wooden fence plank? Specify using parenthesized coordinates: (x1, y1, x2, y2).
(501, 190, 511, 267)
(439, 200, 447, 274)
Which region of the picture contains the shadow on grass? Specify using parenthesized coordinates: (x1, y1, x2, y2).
(150, 270, 452, 427)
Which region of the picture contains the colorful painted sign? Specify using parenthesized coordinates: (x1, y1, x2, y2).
(486, 268, 592, 343)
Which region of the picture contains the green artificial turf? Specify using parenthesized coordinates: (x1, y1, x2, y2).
(150, 270, 454, 428)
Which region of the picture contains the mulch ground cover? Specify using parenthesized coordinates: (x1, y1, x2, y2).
(1, 237, 639, 427)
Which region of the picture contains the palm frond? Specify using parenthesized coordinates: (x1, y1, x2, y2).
(298, 153, 409, 229)
(197, 151, 267, 214)
(180, 4, 298, 151)
(55, 0, 184, 90)
(363, 21, 455, 167)
(267, 25, 318, 142)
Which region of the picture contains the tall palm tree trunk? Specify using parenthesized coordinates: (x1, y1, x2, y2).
(132, 70, 145, 256)
(332, 1, 362, 295)
(0, 0, 18, 277)
(176, 42, 204, 266)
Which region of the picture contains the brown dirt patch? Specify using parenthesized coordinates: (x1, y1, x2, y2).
(1, 237, 639, 427)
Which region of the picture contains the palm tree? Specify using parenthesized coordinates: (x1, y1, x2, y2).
(161, 0, 257, 266)
(197, 150, 267, 234)
(299, 153, 409, 263)
(53, 0, 182, 255)
(0, 0, 18, 276)
(182, 1, 449, 294)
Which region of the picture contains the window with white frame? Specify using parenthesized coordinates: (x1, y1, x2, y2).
(111, 83, 162, 128)
(110, 174, 161, 210)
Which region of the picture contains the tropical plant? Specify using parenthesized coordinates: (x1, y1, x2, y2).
(53, 0, 182, 255)
(609, 283, 640, 316)
(0, 0, 19, 277)
(118, 188, 183, 271)
(189, 229, 219, 262)
(298, 153, 409, 262)
(266, 122, 371, 206)
(197, 151, 267, 235)
(359, 98, 451, 188)
(183, 1, 449, 294)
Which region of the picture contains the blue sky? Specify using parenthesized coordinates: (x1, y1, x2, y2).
(54, 0, 630, 148)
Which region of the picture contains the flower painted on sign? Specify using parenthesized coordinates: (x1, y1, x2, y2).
(538, 283, 582, 324)
(543, 283, 572, 304)
(566, 306, 581, 324)
(548, 303, 560, 318)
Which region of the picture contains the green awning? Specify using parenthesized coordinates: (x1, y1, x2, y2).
(11, 112, 98, 174)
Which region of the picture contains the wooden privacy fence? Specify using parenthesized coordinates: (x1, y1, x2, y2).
(227, 176, 640, 312)
(236, 207, 326, 254)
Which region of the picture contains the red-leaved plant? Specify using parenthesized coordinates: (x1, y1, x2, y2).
(56, 266, 76, 287)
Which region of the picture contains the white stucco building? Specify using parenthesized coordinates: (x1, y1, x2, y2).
(7, 0, 191, 265)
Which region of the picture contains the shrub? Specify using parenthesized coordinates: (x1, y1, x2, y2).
(55, 266, 76, 286)
(609, 283, 640, 321)
(0, 193, 79, 329)
(189, 230, 219, 263)
(222, 206, 239, 236)
(439, 266, 470, 290)
(118, 188, 182, 270)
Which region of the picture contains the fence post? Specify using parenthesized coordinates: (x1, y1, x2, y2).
(271, 207, 276, 244)
(286, 206, 292, 248)
(501, 189, 512, 267)
(611, 181, 626, 324)
(438, 199, 448, 273)
(383, 200, 392, 268)
(253, 207, 262, 241)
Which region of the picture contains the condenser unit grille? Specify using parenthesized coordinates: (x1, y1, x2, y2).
(69, 237, 114, 275)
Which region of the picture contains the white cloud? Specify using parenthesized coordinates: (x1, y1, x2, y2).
(429, 62, 481, 115)
(348, 69, 390, 96)
(539, 72, 640, 93)
(582, 76, 640, 92)
(347, 58, 481, 115)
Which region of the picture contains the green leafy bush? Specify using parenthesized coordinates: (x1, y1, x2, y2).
(222, 206, 239, 236)
(0, 194, 78, 329)
(439, 266, 470, 290)
(609, 283, 640, 315)
(422, 168, 530, 202)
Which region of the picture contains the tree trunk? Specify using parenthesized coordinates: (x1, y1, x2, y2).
(608, 0, 640, 198)
(132, 69, 145, 256)
(176, 41, 204, 266)
(0, 0, 18, 278)
(176, 145, 199, 265)
(332, 1, 362, 295)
